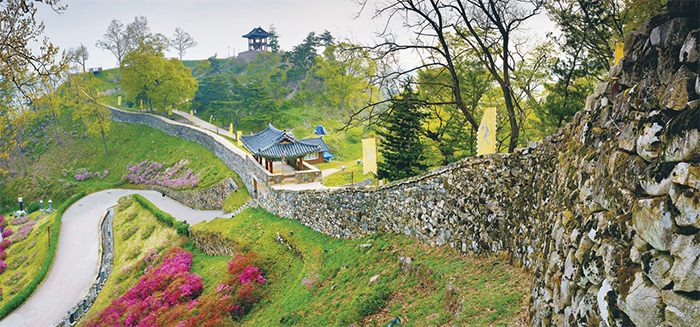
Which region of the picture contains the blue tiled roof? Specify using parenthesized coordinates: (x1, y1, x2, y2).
(300, 137, 330, 152)
(242, 27, 270, 39)
(240, 124, 320, 159)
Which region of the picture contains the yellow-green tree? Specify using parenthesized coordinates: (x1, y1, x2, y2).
(62, 73, 112, 156)
(121, 47, 197, 112)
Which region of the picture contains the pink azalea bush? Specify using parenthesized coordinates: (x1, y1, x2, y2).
(1, 229, 12, 239)
(0, 261, 6, 274)
(0, 239, 11, 250)
(10, 216, 29, 225)
(68, 167, 110, 181)
(86, 247, 204, 327)
(125, 160, 202, 190)
(87, 248, 268, 327)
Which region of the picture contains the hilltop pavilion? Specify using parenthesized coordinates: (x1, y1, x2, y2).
(242, 27, 270, 51)
(240, 124, 322, 173)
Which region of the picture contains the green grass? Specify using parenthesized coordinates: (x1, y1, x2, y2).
(190, 208, 531, 326)
(1, 121, 236, 210)
(320, 159, 375, 187)
(223, 187, 251, 212)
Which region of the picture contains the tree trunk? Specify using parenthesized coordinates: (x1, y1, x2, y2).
(80, 119, 90, 143)
(52, 111, 61, 146)
(100, 128, 109, 157)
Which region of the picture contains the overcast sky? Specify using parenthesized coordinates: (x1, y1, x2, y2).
(35, 0, 556, 70)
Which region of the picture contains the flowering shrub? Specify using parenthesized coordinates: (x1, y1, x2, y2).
(10, 221, 35, 243)
(120, 225, 139, 241)
(71, 167, 110, 181)
(2, 229, 12, 238)
(0, 251, 6, 261)
(0, 261, 6, 274)
(302, 269, 320, 290)
(5, 271, 23, 285)
(0, 239, 12, 250)
(88, 248, 268, 327)
(10, 216, 29, 225)
(86, 247, 204, 327)
(125, 160, 202, 190)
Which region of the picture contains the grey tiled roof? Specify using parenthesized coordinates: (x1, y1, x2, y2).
(240, 124, 320, 159)
(300, 137, 330, 152)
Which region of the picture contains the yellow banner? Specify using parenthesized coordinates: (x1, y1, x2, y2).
(168, 105, 172, 116)
(477, 107, 497, 156)
(362, 137, 377, 175)
(614, 42, 624, 66)
(237, 131, 242, 146)
(117, 96, 121, 106)
(229, 123, 233, 137)
(190, 110, 193, 121)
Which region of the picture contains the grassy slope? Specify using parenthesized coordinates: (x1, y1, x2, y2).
(191, 208, 530, 326)
(0, 212, 52, 306)
(1, 120, 237, 210)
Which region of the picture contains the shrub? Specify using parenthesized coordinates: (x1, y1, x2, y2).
(125, 160, 202, 190)
(0, 261, 6, 274)
(1, 229, 12, 238)
(141, 225, 156, 240)
(0, 251, 6, 261)
(10, 221, 35, 243)
(133, 195, 189, 237)
(0, 239, 11, 250)
(120, 225, 139, 241)
(26, 202, 40, 214)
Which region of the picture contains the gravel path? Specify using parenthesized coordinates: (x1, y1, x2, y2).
(0, 189, 221, 327)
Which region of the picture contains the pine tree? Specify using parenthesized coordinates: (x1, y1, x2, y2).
(378, 85, 428, 182)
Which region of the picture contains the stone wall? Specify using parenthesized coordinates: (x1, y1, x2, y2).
(106, 14, 700, 326)
(189, 230, 238, 256)
(143, 177, 237, 210)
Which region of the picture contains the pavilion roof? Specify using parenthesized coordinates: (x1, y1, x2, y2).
(240, 124, 320, 159)
(299, 137, 330, 153)
(242, 27, 270, 39)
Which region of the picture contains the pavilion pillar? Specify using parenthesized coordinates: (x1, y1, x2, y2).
(300, 158, 304, 170)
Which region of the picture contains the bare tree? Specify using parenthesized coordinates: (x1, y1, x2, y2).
(171, 27, 197, 60)
(352, 0, 542, 152)
(95, 18, 129, 66)
(68, 43, 89, 73)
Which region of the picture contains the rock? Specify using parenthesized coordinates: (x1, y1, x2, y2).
(564, 250, 579, 280)
(661, 66, 696, 111)
(369, 274, 380, 285)
(630, 246, 642, 264)
(620, 272, 664, 327)
(575, 233, 594, 263)
(597, 279, 613, 327)
(585, 94, 598, 112)
(640, 162, 677, 196)
(640, 250, 674, 289)
(651, 17, 691, 48)
(669, 184, 700, 228)
(632, 197, 675, 251)
(610, 59, 624, 78)
(679, 29, 699, 64)
(671, 162, 700, 190)
(583, 255, 604, 285)
(661, 290, 700, 326)
(663, 128, 700, 163)
(624, 31, 641, 62)
(669, 234, 700, 292)
(637, 122, 664, 161)
(618, 122, 637, 152)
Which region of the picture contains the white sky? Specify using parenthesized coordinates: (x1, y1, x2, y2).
(35, 0, 557, 70)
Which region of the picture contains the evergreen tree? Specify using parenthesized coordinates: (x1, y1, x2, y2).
(378, 85, 428, 182)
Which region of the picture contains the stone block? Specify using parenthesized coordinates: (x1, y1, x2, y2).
(669, 184, 700, 228)
(637, 121, 664, 161)
(670, 234, 700, 292)
(632, 197, 675, 251)
(640, 249, 674, 289)
(651, 17, 692, 48)
(680, 29, 700, 64)
(661, 65, 696, 111)
(662, 290, 700, 326)
(620, 272, 664, 327)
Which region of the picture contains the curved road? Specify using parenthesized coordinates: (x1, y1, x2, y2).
(0, 189, 221, 327)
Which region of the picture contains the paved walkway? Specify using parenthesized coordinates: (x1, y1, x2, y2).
(0, 189, 221, 327)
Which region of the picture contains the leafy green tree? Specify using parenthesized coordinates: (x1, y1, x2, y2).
(62, 73, 112, 156)
(268, 24, 281, 53)
(121, 45, 197, 112)
(283, 32, 321, 82)
(377, 85, 428, 182)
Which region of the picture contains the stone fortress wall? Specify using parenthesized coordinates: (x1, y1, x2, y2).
(108, 14, 700, 326)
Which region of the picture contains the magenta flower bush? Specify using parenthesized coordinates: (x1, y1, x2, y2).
(0, 261, 6, 274)
(2, 229, 12, 239)
(0, 239, 11, 250)
(125, 160, 202, 190)
(66, 167, 110, 181)
(87, 247, 204, 327)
